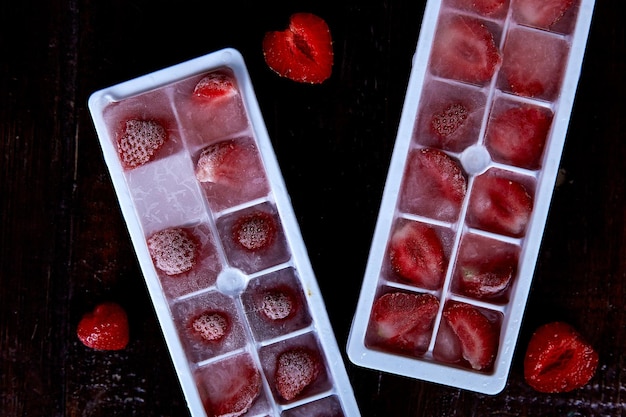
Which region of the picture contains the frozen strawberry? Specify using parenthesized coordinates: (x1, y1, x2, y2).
(193, 71, 238, 101)
(457, 0, 506, 15)
(232, 210, 277, 252)
(486, 105, 553, 169)
(190, 311, 230, 342)
(77, 302, 129, 351)
(457, 258, 515, 300)
(195, 139, 250, 185)
(116, 118, 167, 170)
(262, 13, 333, 84)
(467, 173, 533, 237)
(261, 288, 295, 321)
(430, 15, 501, 85)
(443, 301, 499, 371)
(388, 221, 446, 290)
(514, 0, 575, 28)
(147, 227, 198, 275)
(369, 292, 439, 354)
(202, 357, 262, 417)
(275, 347, 321, 401)
(430, 102, 469, 139)
(524, 322, 599, 393)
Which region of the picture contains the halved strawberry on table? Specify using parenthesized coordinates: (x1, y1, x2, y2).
(430, 15, 501, 85)
(263, 13, 333, 84)
(524, 321, 599, 393)
(77, 302, 129, 351)
(513, 0, 575, 29)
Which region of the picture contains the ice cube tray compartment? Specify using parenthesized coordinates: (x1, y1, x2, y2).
(89, 49, 360, 417)
(348, 0, 595, 394)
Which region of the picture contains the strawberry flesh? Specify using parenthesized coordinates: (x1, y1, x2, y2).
(524, 322, 599, 393)
(263, 13, 333, 84)
(77, 302, 129, 351)
(369, 292, 440, 355)
(486, 104, 553, 169)
(430, 15, 501, 85)
(514, 0, 575, 28)
(388, 221, 446, 290)
(193, 71, 237, 101)
(195, 139, 248, 185)
(275, 347, 321, 401)
(442, 301, 499, 371)
(147, 227, 198, 276)
(232, 210, 277, 251)
(116, 118, 167, 170)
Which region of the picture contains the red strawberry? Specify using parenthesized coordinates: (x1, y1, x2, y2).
(442, 301, 499, 370)
(486, 105, 553, 169)
(190, 311, 230, 342)
(77, 302, 129, 351)
(232, 210, 277, 251)
(524, 322, 599, 393)
(275, 347, 321, 401)
(262, 13, 333, 84)
(370, 292, 440, 354)
(457, 0, 506, 15)
(193, 71, 238, 101)
(261, 287, 295, 321)
(467, 173, 533, 237)
(430, 102, 469, 139)
(430, 15, 501, 85)
(514, 0, 575, 28)
(388, 221, 446, 290)
(195, 139, 249, 185)
(147, 227, 198, 275)
(116, 118, 168, 170)
(457, 258, 515, 299)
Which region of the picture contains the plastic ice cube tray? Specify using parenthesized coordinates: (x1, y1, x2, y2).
(348, 0, 595, 394)
(89, 48, 360, 417)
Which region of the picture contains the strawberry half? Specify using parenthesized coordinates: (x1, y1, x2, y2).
(116, 118, 168, 170)
(261, 287, 296, 321)
(430, 102, 469, 139)
(457, 258, 515, 300)
(195, 139, 249, 186)
(77, 302, 129, 351)
(369, 292, 440, 354)
(457, 0, 506, 15)
(190, 311, 230, 342)
(147, 227, 198, 276)
(232, 210, 277, 252)
(442, 301, 499, 371)
(275, 347, 321, 401)
(467, 173, 533, 237)
(388, 221, 446, 290)
(514, 0, 575, 28)
(262, 13, 333, 84)
(486, 104, 553, 169)
(524, 322, 599, 393)
(430, 15, 501, 85)
(193, 71, 238, 101)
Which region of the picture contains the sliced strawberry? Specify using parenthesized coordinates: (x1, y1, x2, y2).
(232, 210, 277, 251)
(263, 13, 333, 84)
(77, 302, 129, 351)
(457, 258, 515, 299)
(467, 173, 533, 237)
(430, 15, 501, 85)
(195, 139, 250, 186)
(116, 118, 167, 170)
(430, 102, 469, 139)
(457, 0, 506, 15)
(370, 292, 439, 354)
(193, 71, 238, 101)
(190, 311, 230, 342)
(442, 301, 499, 371)
(486, 104, 553, 169)
(388, 221, 446, 290)
(275, 347, 321, 401)
(261, 287, 295, 321)
(514, 0, 575, 28)
(147, 227, 198, 276)
(524, 322, 599, 393)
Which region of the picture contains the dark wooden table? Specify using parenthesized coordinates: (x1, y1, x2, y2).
(2, 1, 624, 416)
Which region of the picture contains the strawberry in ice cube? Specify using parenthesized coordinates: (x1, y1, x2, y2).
(193, 71, 238, 101)
(388, 221, 446, 290)
(399, 148, 467, 222)
(430, 102, 469, 140)
(232, 210, 277, 252)
(195, 139, 250, 185)
(147, 227, 198, 276)
(116, 118, 168, 170)
(275, 347, 322, 401)
(189, 310, 230, 342)
(261, 287, 296, 321)
(430, 15, 501, 85)
(455, 0, 506, 16)
(367, 291, 439, 355)
(513, 0, 575, 29)
(486, 103, 553, 169)
(467, 172, 533, 237)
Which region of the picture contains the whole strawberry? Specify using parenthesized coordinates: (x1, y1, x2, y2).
(77, 302, 129, 351)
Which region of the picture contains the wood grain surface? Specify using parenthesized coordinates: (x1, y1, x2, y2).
(1, 1, 624, 416)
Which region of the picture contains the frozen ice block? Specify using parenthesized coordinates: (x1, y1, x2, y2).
(348, 0, 595, 394)
(89, 48, 360, 417)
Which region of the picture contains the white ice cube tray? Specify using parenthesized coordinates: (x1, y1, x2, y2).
(89, 48, 360, 417)
(348, 0, 595, 394)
